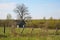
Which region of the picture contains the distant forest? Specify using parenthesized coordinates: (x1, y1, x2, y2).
(0, 19, 60, 29)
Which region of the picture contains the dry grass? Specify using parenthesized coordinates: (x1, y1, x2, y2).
(0, 27, 60, 40)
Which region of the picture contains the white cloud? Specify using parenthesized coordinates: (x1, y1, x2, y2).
(0, 3, 17, 19)
(0, 3, 16, 11)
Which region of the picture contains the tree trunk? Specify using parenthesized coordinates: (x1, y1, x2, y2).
(21, 25, 25, 34)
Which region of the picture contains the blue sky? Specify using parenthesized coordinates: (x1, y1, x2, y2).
(0, 0, 60, 19)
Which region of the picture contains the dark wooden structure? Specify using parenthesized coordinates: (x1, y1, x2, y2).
(17, 20, 26, 28)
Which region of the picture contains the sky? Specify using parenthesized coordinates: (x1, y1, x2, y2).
(0, 0, 60, 19)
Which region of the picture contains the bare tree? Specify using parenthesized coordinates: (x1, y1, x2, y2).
(25, 15, 32, 26)
(14, 4, 29, 20)
(14, 4, 31, 34)
(43, 17, 46, 21)
(7, 13, 12, 20)
(49, 17, 53, 20)
(6, 13, 12, 27)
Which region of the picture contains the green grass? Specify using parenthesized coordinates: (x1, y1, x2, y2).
(0, 27, 60, 40)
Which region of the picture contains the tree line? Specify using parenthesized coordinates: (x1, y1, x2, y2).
(0, 19, 60, 29)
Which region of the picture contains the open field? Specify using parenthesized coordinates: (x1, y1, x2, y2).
(0, 27, 60, 40)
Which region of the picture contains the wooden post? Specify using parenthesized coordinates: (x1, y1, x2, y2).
(4, 24, 5, 34)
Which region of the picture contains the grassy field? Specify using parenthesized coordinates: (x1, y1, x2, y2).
(0, 27, 60, 40)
